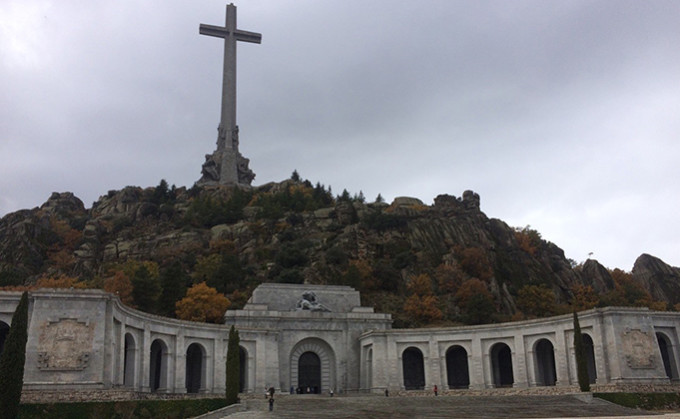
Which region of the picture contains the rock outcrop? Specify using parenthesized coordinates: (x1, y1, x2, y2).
(0, 182, 677, 321)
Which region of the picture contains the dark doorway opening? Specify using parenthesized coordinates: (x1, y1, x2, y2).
(657, 333, 674, 379)
(491, 343, 514, 387)
(402, 347, 425, 390)
(186, 343, 203, 393)
(149, 340, 165, 392)
(535, 339, 556, 386)
(298, 351, 321, 394)
(582, 334, 597, 384)
(0, 321, 9, 355)
(446, 345, 470, 389)
(239, 346, 247, 392)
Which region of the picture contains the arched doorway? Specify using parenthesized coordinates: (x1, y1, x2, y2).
(582, 334, 597, 384)
(656, 332, 676, 380)
(123, 333, 136, 387)
(446, 345, 470, 389)
(365, 348, 373, 390)
(149, 339, 168, 392)
(534, 339, 556, 386)
(490, 342, 513, 387)
(186, 343, 205, 393)
(402, 347, 425, 390)
(239, 346, 247, 393)
(290, 338, 336, 394)
(0, 321, 9, 355)
(298, 352, 321, 393)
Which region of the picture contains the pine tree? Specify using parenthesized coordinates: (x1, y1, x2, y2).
(159, 262, 187, 317)
(0, 292, 30, 418)
(573, 311, 591, 392)
(225, 325, 240, 405)
(131, 265, 161, 314)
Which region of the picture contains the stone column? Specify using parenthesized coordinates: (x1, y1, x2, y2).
(141, 325, 151, 392)
(173, 331, 185, 393)
(513, 337, 528, 388)
(212, 336, 226, 394)
(554, 327, 569, 386)
(469, 336, 485, 389)
(428, 338, 441, 390)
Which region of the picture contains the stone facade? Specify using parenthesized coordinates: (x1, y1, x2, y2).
(0, 285, 679, 398)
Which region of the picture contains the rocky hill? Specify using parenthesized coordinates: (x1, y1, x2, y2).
(1, 178, 678, 326)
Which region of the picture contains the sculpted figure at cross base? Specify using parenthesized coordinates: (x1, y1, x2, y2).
(295, 291, 331, 312)
(197, 3, 260, 186)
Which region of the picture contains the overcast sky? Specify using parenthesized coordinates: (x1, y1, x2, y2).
(1, 0, 679, 270)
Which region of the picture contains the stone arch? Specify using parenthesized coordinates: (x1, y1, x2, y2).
(0, 320, 9, 355)
(534, 339, 556, 386)
(238, 345, 247, 393)
(402, 347, 425, 390)
(490, 342, 514, 387)
(656, 332, 678, 380)
(186, 342, 206, 393)
(290, 338, 335, 394)
(149, 339, 169, 392)
(123, 333, 137, 387)
(582, 333, 597, 384)
(445, 345, 470, 389)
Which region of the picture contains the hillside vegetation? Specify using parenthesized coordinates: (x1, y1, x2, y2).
(1, 173, 678, 327)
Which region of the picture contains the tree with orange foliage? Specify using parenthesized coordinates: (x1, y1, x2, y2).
(403, 274, 442, 325)
(408, 274, 434, 296)
(403, 294, 443, 325)
(175, 282, 231, 323)
(434, 263, 465, 294)
(455, 278, 496, 325)
(458, 247, 493, 281)
(570, 283, 599, 311)
(35, 274, 87, 289)
(516, 284, 560, 318)
(104, 271, 134, 306)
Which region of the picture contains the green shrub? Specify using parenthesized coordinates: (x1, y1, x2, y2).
(0, 292, 29, 419)
(19, 398, 230, 419)
(595, 393, 680, 410)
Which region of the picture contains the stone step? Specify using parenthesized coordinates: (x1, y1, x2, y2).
(217, 394, 654, 418)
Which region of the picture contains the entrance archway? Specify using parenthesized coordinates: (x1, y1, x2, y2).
(298, 352, 321, 393)
(446, 345, 469, 389)
(0, 321, 9, 355)
(656, 332, 677, 380)
(149, 339, 168, 392)
(582, 333, 597, 384)
(123, 333, 136, 387)
(534, 339, 556, 386)
(186, 343, 205, 393)
(402, 347, 425, 390)
(290, 338, 335, 394)
(490, 342, 513, 387)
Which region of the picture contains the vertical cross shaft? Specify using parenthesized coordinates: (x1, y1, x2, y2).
(200, 3, 261, 151)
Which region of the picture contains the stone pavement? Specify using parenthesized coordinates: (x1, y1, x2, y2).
(217, 394, 677, 419)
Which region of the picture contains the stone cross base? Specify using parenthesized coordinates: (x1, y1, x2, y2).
(197, 148, 255, 186)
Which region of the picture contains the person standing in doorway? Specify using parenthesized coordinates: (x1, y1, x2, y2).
(434, 384, 438, 396)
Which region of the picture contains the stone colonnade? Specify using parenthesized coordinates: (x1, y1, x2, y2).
(2, 289, 680, 396)
(360, 307, 680, 392)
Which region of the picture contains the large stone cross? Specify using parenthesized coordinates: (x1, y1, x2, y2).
(198, 3, 260, 185)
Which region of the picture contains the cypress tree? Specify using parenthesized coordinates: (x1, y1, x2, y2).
(0, 292, 30, 418)
(573, 311, 591, 392)
(225, 325, 240, 405)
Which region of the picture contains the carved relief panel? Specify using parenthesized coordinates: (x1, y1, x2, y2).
(622, 328, 655, 369)
(37, 318, 94, 370)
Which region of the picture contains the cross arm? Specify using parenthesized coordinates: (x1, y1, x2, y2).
(234, 29, 262, 44)
(200, 24, 229, 38)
